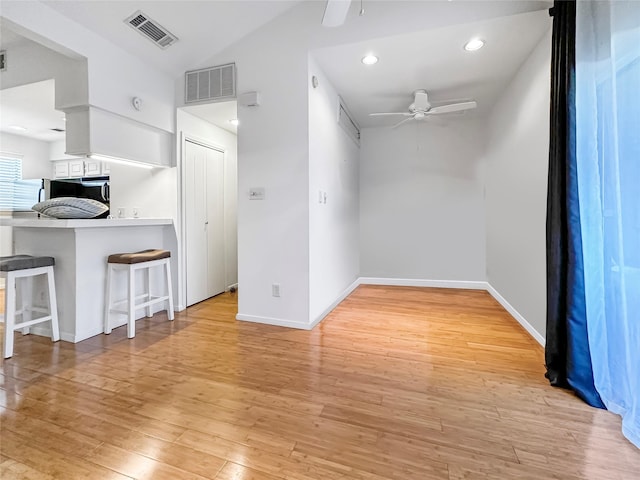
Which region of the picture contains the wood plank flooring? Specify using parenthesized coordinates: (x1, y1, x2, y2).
(1, 285, 638, 479)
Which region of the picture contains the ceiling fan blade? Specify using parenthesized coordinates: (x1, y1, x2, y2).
(392, 117, 415, 129)
(369, 112, 413, 117)
(413, 90, 430, 111)
(322, 0, 352, 27)
(427, 101, 477, 115)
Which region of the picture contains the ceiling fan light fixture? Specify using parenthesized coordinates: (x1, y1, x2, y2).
(361, 54, 378, 65)
(464, 38, 485, 52)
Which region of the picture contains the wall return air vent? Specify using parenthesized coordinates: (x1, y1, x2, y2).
(185, 63, 236, 104)
(125, 10, 178, 49)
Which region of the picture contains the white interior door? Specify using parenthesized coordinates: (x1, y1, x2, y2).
(185, 140, 225, 306)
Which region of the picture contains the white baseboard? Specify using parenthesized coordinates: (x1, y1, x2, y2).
(309, 279, 360, 329)
(236, 313, 312, 330)
(485, 283, 545, 346)
(225, 283, 238, 292)
(359, 277, 488, 290)
(30, 325, 76, 343)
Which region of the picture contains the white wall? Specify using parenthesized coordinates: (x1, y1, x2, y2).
(484, 28, 551, 339)
(175, 1, 551, 328)
(2, 1, 175, 133)
(0, 132, 51, 179)
(359, 119, 486, 282)
(308, 56, 360, 324)
(188, 14, 311, 328)
(0, 33, 88, 109)
(109, 165, 178, 221)
(49, 139, 82, 161)
(176, 109, 238, 291)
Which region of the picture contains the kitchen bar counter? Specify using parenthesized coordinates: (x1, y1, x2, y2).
(5, 217, 178, 343)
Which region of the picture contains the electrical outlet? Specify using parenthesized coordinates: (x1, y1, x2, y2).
(132, 207, 140, 218)
(117, 207, 126, 218)
(272, 283, 281, 297)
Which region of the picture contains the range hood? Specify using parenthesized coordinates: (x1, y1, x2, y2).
(64, 106, 173, 168)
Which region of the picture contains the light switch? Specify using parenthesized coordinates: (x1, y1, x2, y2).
(249, 188, 265, 200)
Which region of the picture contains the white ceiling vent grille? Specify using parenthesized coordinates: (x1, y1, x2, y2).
(185, 63, 236, 104)
(125, 10, 178, 49)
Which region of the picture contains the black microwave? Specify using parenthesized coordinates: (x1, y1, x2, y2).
(39, 177, 110, 217)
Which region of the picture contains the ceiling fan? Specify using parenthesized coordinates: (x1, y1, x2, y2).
(323, 0, 364, 27)
(370, 90, 477, 128)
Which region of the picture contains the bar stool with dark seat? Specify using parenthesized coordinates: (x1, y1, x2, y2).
(104, 249, 174, 339)
(0, 255, 60, 358)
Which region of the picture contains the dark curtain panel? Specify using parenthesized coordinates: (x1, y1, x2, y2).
(545, 0, 604, 408)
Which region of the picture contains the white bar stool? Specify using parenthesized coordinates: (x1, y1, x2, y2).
(1, 255, 60, 359)
(104, 249, 174, 339)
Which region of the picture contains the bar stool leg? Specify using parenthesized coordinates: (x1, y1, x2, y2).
(145, 266, 153, 318)
(4, 272, 16, 359)
(127, 266, 136, 339)
(165, 260, 174, 321)
(46, 266, 60, 343)
(20, 276, 33, 335)
(104, 264, 113, 334)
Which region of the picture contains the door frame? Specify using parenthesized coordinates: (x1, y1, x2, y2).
(179, 132, 227, 308)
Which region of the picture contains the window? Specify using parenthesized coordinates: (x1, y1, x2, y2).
(0, 154, 41, 211)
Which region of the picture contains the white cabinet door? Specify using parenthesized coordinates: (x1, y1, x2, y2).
(68, 160, 84, 178)
(84, 160, 101, 176)
(53, 161, 69, 179)
(185, 140, 225, 306)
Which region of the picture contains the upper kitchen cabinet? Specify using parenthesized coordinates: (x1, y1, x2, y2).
(52, 159, 83, 178)
(49, 140, 103, 179)
(65, 107, 173, 168)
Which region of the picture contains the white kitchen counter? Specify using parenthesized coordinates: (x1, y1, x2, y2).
(6, 218, 178, 343)
(0, 217, 173, 228)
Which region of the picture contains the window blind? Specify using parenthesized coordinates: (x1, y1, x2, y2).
(0, 155, 41, 211)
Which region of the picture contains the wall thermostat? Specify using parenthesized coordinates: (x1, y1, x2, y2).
(132, 97, 142, 111)
(312, 76, 319, 88)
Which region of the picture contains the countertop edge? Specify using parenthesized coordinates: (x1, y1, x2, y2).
(0, 218, 174, 228)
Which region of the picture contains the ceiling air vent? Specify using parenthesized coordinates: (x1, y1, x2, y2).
(124, 10, 178, 49)
(185, 63, 236, 104)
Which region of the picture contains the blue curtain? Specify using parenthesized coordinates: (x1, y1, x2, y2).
(575, 0, 640, 448)
(545, 0, 604, 408)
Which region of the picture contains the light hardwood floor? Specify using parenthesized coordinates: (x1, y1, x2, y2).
(1, 285, 638, 479)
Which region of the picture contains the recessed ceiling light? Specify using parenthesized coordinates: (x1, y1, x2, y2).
(229, 119, 239, 126)
(361, 54, 379, 65)
(464, 38, 485, 52)
(8, 125, 27, 132)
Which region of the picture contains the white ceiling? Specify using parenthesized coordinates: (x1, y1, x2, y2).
(42, 0, 303, 77)
(0, 1, 551, 142)
(0, 79, 66, 142)
(313, 9, 551, 128)
(183, 100, 238, 135)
